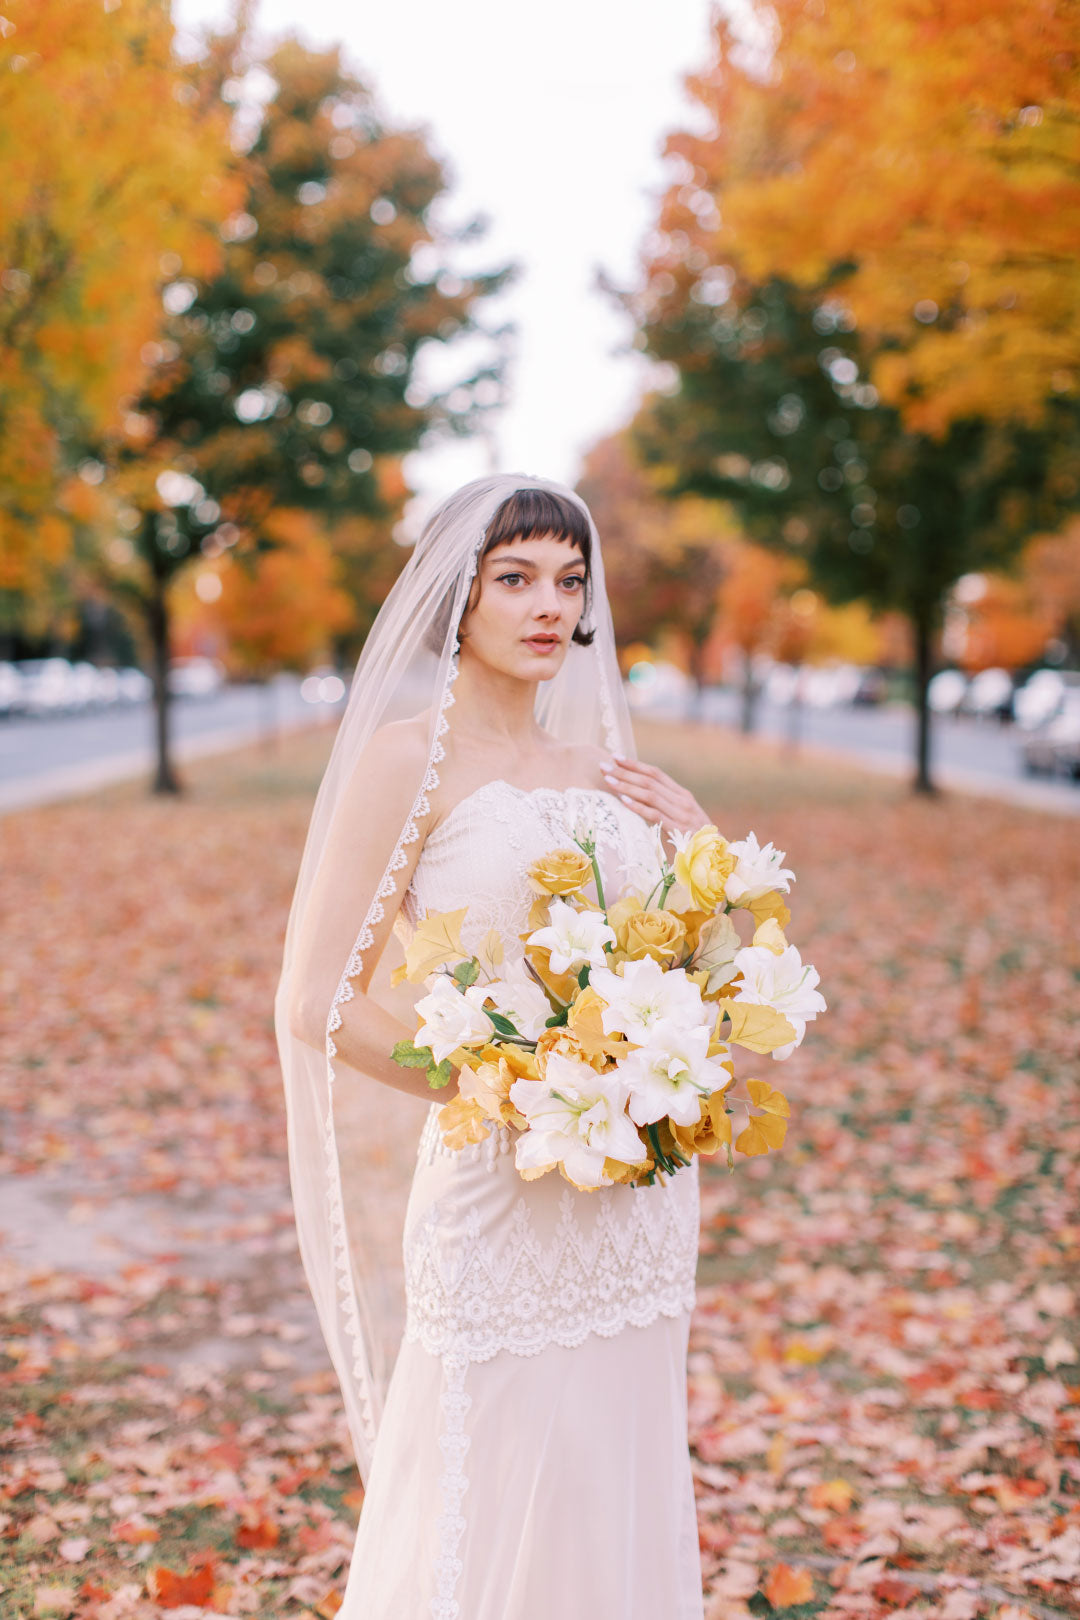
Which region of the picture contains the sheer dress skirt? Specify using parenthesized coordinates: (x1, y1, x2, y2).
(340, 1109, 704, 1620)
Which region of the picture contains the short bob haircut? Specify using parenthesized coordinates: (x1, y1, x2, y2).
(470, 487, 594, 647)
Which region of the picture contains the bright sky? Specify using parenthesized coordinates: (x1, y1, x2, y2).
(174, 0, 715, 527)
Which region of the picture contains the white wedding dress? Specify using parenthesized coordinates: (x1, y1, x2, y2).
(340, 781, 704, 1620)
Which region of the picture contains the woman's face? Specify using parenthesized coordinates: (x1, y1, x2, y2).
(458, 532, 587, 682)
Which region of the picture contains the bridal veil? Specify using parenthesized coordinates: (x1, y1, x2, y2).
(273, 472, 635, 1482)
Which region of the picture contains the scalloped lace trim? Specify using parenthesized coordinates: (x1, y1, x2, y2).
(322, 646, 462, 1455)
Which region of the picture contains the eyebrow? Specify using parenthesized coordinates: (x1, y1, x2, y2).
(489, 553, 586, 570)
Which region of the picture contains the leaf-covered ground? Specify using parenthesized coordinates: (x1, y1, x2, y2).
(1, 722, 1077, 1620)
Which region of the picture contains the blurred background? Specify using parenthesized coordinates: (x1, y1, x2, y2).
(2, 0, 1079, 810)
(2, 4, 1079, 1618)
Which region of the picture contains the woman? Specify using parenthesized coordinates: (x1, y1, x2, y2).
(276, 473, 709, 1618)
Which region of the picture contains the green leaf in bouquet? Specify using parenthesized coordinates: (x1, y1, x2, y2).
(427, 1058, 453, 1090)
(544, 1006, 569, 1028)
(577, 964, 591, 989)
(392, 1039, 436, 1070)
(487, 1010, 522, 1039)
(452, 958, 480, 988)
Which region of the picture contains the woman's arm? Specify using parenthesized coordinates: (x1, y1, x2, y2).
(287, 720, 452, 1102)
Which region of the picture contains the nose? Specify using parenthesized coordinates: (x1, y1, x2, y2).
(532, 581, 562, 620)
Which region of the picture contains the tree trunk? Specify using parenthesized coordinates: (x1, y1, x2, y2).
(147, 556, 181, 795)
(911, 605, 936, 796)
(739, 650, 757, 735)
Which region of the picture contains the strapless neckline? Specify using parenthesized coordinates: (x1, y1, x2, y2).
(429, 778, 629, 844)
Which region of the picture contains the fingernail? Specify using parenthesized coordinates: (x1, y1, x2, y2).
(602, 771, 617, 785)
(619, 794, 634, 806)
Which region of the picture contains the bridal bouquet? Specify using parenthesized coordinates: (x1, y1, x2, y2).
(391, 817, 826, 1190)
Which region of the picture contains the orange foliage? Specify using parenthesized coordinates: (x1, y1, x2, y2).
(762, 1563, 815, 1607)
(185, 510, 356, 677)
(658, 0, 1080, 435)
(146, 1559, 217, 1609)
(0, 0, 238, 593)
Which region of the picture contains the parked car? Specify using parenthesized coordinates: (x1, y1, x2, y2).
(0, 661, 25, 718)
(964, 666, 1014, 722)
(18, 657, 77, 717)
(167, 656, 225, 699)
(117, 666, 152, 705)
(1019, 689, 1080, 778)
(927, 669, 968, 715)
(1014, 668, 1079, 731)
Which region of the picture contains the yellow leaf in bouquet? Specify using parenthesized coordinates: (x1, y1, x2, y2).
(438, 1094, 490, 1151)
(735, 1110, 787, 1157)
(694, 912, 741, 994)
(389, 961, 409, 988)
(567, 985, 627, 1060)
(665, 906, 711, 953)
(752, 917, 788, 955)
(603, 1150, 651, 1183)
(720, 998, 797, 1054)
(499, 1044, 540, 1083)
(527, 848, 593, 895)
(404, 907, 469, 983)
(476, 928, 505, 978)
(526, 893, 552, 932)
(457, 1061, 518, 1127)
(746, 1078, 790, 1117)
(745, 889, 791, 930)
(522, 943, 579, 1005)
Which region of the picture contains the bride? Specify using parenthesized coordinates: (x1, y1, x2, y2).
(276, 474, 709, 1618)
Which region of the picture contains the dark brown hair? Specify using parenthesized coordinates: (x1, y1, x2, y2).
(471, 487, 594, 646)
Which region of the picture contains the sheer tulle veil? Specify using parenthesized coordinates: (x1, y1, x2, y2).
(273, 471, 635, 1482)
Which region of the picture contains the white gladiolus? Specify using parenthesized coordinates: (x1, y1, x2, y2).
(589, 956, 709, 1045)
(414, 975, 495, 1063)
(509, 1053, 645, 1188)
(731, 942, 826, 1059)
(620, 1026, 732, 1127)
(724, 832, 796, 904)
(526, 897, 616, 975)
(465, 967, 552, 1041)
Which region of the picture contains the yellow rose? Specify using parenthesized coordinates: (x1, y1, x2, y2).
(671, 1089, 733, 1159)
(623, 908, 687, 966)
(604, 893, 643, 953)
(527, 848, 593, 896)
(674, 825, 736, 912)
(534, 1025, 609, 1075)
(457, 1060, 523, 1128)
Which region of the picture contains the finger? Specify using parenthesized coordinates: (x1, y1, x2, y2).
(610, 755, 669, 786)
(602, 760, 681, 807)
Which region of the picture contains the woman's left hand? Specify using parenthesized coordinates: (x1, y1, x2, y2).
(601, 754, 710, 839)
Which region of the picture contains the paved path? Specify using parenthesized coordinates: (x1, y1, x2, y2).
(0, 677, 333, 814)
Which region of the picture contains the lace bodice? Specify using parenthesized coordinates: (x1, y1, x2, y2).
(398, 778, 659, 958)
(397, 780, 700, 1367)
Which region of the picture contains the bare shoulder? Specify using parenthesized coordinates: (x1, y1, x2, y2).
(340, 711, 433, 814)
(564, 739, 614, 791)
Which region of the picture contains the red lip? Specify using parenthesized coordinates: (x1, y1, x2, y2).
(523, 634, 560, 650)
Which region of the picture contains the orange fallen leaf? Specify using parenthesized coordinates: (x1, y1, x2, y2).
(809, 1478, 855, 1513)
(314, 1591, 344, 1619)
(763, 1563, 814, 1607)
(146, 1559, 216, 1608)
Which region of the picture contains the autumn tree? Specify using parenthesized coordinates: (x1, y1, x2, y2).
(0, 0, 238, 639)
(630, 3, 1080, 791)
(97, 29, 508, 792)
(577, 431, 741, 714)
(704, 0, 1080, 437)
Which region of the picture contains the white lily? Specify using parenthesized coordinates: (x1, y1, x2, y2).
(465, 966, 552, 1041)
(731, 942, 826, 1059)
(526, 897, 616, 975)
(414, 974, 495, 1064)
(509, 1052, 645, 1188)
(619, 1026, 733, 1127)
(589, 956, 709, 1045)
(723, 832, 796, 904)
